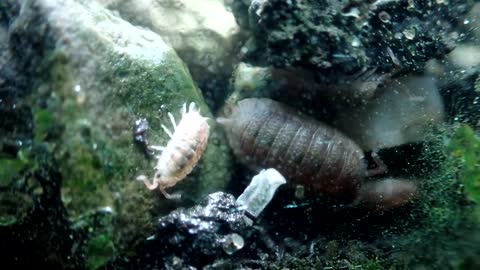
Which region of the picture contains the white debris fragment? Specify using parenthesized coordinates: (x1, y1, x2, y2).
(236, 168, 286, 218)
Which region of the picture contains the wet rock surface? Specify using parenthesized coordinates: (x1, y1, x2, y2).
(2, 0, 232, 265)
(0, 11, 32, 157)
(98, 0, 245, 110)
(104, 192, 253, 269)
(1, 0, 480, 269)
(435, 61, 480, 127)
(238, 0, 472, 80)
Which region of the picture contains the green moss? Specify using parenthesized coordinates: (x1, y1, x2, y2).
(409, 123, 480, 228)
(71, 207, 116, 270)
(0, 158, 26, 187)
(272, 256, 387, 270)
(446, 124, 480, 208)
(0, 149, 34, 187)
(86, 233, 115, 270)
(0, 191, 34, 226)
(32, 53, 114, 217)
(33, 109, 55, 143)
(414, 125, 471, 229)
(0, 148, 38, 226)
(377, 123, 480, 269)
(362, 258, 385, 270)
(58, 137, 113, 216)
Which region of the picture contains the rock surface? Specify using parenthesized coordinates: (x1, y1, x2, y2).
(235, 0, 473, 85)
(7, 0, 232, 259)
(98, 0, 243, 108)
(105, 192, 253, 269)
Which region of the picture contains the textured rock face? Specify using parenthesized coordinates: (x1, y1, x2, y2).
(105, 192, 253, 269)
(236, 0, 472, 83)
(1, 0, 480, 269)
(7, 0, 232, 259)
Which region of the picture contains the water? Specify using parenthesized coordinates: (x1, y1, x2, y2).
(0, 0, 480, 269)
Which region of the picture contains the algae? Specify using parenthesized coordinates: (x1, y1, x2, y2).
(0, 157, 26, 187)
(71, 207, 116, 270)
(446, 124, 480, 217)
(378, 123, 480, 269)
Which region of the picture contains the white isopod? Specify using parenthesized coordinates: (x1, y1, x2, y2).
(136, 102, 210, 199)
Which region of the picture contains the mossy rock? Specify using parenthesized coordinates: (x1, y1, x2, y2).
(11, 0, 232, 258)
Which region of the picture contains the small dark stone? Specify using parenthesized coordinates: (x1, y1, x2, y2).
(108, 192, 252, 269)
(133, 118, 154, 159)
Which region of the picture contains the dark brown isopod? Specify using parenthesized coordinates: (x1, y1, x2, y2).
(217, 98, 376, 198)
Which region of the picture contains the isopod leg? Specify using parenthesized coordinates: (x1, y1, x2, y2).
(160, 189, 182, 200)
(136, 175, 159, 190)
(182, 103, 187, 115)
(149, 145, 165, 152)
(365, 150, 388, 177)
(168, 112, 176, 130)
(189, 102, 196, 112)
(161, 124, 174, 138)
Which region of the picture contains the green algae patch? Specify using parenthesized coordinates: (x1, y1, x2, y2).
(0, 157, 26, 187)
(0, 191, 35, 226)
(414, 123, 480, 227)
(97, 49, 232, 203)
(0, 147, 44, 227)
(86, 233, 115, 270)
(446, 124, 480, 209)
(0, 149, 35, 188)
(271, 251, 387, 270)
(375, 123, 480, 269)
(33, 109, 55, 143)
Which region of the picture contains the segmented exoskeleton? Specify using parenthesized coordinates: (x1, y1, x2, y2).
(136, 102, 210, 199)
(217, 98, 384, 198)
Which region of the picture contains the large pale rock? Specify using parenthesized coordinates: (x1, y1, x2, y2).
(9, 0, 232, 258)
(98, 0, 242, 105)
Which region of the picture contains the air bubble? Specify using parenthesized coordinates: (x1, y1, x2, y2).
(403, 28, 416, 40)
(351, 37, 361, 47)
(221, 233, 245, 255)
(378, 11, 391, 23)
